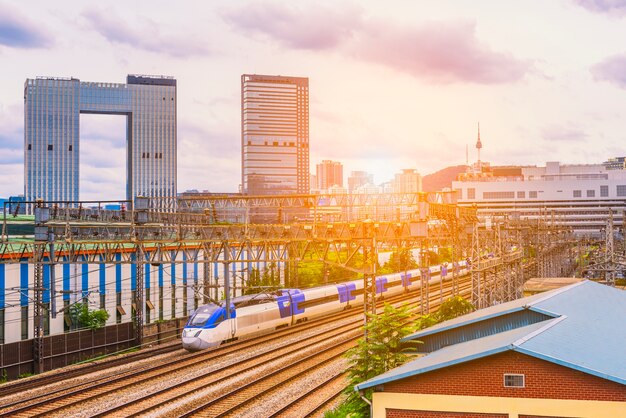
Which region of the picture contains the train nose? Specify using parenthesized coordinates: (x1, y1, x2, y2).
(182, 336, 208, 351)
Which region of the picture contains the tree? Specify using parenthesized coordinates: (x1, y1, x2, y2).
(378, 249, 418, 275)
(69, 303, 110, 330)
(331, 296, 475, 417)
(342, 304, 420, 417)
(437, 296, 475, 321)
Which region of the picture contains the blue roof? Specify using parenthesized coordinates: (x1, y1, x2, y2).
(356, 281, 626, 391)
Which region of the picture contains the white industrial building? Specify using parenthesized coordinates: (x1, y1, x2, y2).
(452, 160, 626, 235)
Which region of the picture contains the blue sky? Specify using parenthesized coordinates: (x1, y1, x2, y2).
(1, 0, 626, 200)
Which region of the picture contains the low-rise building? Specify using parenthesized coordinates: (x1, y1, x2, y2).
(356, 281, 626, 417)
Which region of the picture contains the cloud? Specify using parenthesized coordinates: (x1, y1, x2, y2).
(0, 149, 21, 164)
(354, 21, 531, 84)
(541, 124, 588, 142)
(0, 4, 52, 48)
(573, 0, 626, 16)
(220, 2, 363, 50)
(81, 7, 212, 57)
(222, 3, 530, 84)
(0, 104, 23, 150)
(591, 53, 626, 88)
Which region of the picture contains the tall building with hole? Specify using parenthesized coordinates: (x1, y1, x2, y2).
(24, 75, 177, 210)
(241, 74, 309, 195)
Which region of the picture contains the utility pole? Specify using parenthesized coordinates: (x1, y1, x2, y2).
(133, 197, 148, 347)
(33, 199, 49, 374)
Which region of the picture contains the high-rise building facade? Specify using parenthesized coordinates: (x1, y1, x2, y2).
(24, 75, 177, 209)
(241, 74, 309, 195)
(348, 171, 374, 194)
(316, 160, 343, 190)
(393, 169, 422, 193)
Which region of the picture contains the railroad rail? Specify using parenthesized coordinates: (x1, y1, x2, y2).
(0, 273, 471, 418)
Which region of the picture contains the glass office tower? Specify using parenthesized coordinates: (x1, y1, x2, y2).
(24, 75, 177, 210)
(241, 74, 309, 195)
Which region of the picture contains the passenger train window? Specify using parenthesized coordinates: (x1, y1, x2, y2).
(188, 305, 219, 326)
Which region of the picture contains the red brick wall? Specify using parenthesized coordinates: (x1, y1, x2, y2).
(387, 410, 506, 418)
(382, 351, 626, 401)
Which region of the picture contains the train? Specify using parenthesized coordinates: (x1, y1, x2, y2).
(182, 261, 469, 351)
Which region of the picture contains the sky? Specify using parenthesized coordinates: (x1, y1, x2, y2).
(1, 0, 626, 200)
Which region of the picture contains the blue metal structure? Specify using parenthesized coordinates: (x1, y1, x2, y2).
(356, 281, 626, 390)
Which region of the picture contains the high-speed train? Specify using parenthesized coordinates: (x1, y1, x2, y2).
(182, 261, 469, 351)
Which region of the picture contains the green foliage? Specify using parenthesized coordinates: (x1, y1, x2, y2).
(294, 250, 363, 288)
(378, 249, 418, 275)
(344, 303, 420, 416)
(427, 250, 441, 265)
(18, 372, 33, 379)
(416, 296, 475, 330)
(324, 397, 367, 418)
(337, 296, 475, 416)
(437, 296, 475, 321)
(437, 247, 455, 263)
(70, 303, 110, 330)
(415, 313, 440, 330)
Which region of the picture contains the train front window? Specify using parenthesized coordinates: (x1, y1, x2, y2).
(188, 305, 219, 326)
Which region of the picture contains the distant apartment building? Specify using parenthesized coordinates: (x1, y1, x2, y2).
(241, 74, 309, 195)
(393, 169, 422, 193)
(452, 160, 626, 235)
(24, 75, 177, 210)
(316, 160, 343, 190)
(347, 171, 373, 194)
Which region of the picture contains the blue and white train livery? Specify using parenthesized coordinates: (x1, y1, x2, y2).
(182, 261, 468, 351)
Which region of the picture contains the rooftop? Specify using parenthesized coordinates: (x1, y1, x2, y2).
(356, 281, 626, 391)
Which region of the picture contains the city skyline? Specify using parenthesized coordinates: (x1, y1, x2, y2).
(1, 1, 626, 200)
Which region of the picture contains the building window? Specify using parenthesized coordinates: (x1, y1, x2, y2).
(517, 191, 525, 198)
(573, 190, 582, 198)
(47, 144, 53, 151)
(467, 188, 476, 199)
(601, 185, 609, 197)
(28, 144, 32, 150)
(504, 374, 525, 388)
(617, 185, 626, 197)
(529, 191, 538, 198)
(483, 191, 515, 199)
(68, 145, 73, 151)
(587, 190, 595, 198)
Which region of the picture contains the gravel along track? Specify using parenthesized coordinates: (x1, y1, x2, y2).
(1, 274, 471, 418)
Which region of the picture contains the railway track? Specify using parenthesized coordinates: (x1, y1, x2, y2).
(0, 339, 182, 397)
(1, 274, 472, 417)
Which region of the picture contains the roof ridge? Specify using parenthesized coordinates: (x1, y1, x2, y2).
(512, 315, 566, 347)
(526, 280, 588, 307)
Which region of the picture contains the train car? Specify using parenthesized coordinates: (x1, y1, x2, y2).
(182, 260, 470, 351)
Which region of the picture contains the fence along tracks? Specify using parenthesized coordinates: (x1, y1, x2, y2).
(0, 275, 471, 417)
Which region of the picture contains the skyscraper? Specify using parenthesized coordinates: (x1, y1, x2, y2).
(24, 75, 177, 209)
(316, 160, 343, 190)
(393, 169, 422, 193)
(241, 74, 309, 195)
(348, 171, 374, 194)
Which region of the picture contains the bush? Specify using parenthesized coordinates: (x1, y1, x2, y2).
(70, 303, 110, 330)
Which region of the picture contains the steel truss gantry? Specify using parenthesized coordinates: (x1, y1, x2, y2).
(2, 192, 477, 372)
(583, 209, 626, 285)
